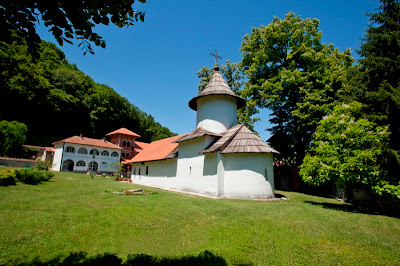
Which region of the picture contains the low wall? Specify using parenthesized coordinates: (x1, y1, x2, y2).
(0, 157, 37, 168)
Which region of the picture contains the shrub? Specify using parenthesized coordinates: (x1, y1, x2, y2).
(15, 168, 54, 185)
(0, 169, 16, 186)
(34, 158, 53, 171)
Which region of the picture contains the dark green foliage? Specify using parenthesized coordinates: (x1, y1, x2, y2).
(0, 169, 17, 186)
(300, 102, 399, 200)
(0, 34, 174, 145)
(16, 250, 226, 265)
(0, 0, 146, 54)
(0, 120, 27, 157)
(356, 0, 400, 177)
(15, 168, 54, 185)
(240, 12, 353, 164)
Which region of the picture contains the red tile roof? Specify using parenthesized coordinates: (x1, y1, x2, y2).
(106, 128, 141, 138)
(45, 147, 55, 152)
(134, 141, 149, 153)
(53, 136, 123, 150)
(126, 134, 184, 163)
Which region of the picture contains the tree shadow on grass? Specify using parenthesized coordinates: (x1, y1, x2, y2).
(303, 200, 400, 219)
(12, 250, 228, 266)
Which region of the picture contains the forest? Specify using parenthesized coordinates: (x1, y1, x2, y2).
(0, 32, 175, 147)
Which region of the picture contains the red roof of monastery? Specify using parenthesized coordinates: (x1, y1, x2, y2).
(134, 141, 149, 153)
(127, 134, 184, 163)
(106, 128, 140, 138)
(53, 136, 123, 150)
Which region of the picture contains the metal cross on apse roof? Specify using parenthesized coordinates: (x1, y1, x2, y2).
(210, 49, 222, 65)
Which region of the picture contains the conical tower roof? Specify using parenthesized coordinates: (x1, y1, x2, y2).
(189, 64, 246, 111)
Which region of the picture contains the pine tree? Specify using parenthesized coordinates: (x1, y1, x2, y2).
(358, 0, 400, 176)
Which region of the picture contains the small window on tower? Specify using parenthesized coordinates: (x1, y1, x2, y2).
(127, 142, 130, 147)
(123, 141, 126, 146)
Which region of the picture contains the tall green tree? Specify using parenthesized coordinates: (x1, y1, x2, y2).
(300, 102, 400, 202)
(0, 0, 146, 54)
(0, 120, 27, 157)
(240, 12, 353, 164)
(356, 0, 400, 176)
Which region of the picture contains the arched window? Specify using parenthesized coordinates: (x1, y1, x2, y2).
(123, 141, 126, 146)
(65, 146, 75, 153)
(111, 151, 119, 157)
(100, 162, 108, 170)
(89, 149, 99, 155)
(122, 153, 126, 158)
(76, 161, 86, 167)
(101, 150, 109, 156)
(127, 142, 130, 147)
(78, 148, 87, 154)
(88, 161, 98, 171)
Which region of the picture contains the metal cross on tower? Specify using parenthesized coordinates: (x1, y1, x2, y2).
(210, 49, 222, 65)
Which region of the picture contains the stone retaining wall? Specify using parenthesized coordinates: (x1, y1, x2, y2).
(0, 157, 37, 168)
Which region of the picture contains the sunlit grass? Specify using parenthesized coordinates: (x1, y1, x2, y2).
(0, 167, 399, 265)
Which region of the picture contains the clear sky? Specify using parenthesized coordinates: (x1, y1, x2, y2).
(36, 0, 379, 141)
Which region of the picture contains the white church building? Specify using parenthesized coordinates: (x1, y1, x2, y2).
(127, 63, 279, 199)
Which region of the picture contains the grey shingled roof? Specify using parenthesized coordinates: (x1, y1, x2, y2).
(189, 65, 246, 111)
(200, 124, 279, 154)
(172, 127, 221, 143)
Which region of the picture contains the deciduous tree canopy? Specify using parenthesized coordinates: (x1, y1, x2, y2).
(0, 120, 27, 157)
(300, 102, 399, 200)
(0, 0, 146, 54)
(0, 33, 174, 145)
(240, 12, 353, 164)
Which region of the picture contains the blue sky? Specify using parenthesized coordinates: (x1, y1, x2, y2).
(36, 0, 379, 141)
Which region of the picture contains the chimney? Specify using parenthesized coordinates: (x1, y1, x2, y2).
(103, 137, 106, 143)
(80, 134, 83, 139)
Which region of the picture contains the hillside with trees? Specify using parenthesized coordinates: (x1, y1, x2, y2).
(0, 32, 175, 146)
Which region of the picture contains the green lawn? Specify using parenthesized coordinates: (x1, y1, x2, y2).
(0, 167, 399, 265)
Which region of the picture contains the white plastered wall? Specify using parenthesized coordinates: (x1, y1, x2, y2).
(52, 143, 64, 171)
(176, 137, 218, 195)
(131, 158, 178, 188)
(196, 95, 237, 134)
(222, 153, 275, 199)
(131, 137, 219, 196)
(51, 143, 121, 173)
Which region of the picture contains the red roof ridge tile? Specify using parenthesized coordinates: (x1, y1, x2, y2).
(106, 128, 141, 138)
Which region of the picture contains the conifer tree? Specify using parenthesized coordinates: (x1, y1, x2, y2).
(357, 0, 400, 177)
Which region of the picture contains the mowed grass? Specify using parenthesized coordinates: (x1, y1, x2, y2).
(0, 167, 399, 265)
